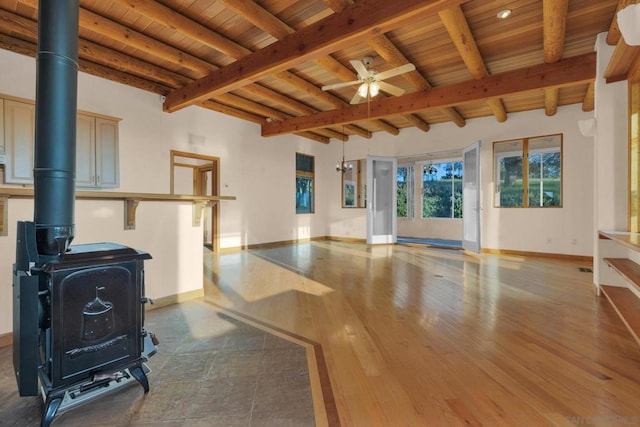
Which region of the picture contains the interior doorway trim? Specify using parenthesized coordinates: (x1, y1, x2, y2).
(170, 150, 220, 251)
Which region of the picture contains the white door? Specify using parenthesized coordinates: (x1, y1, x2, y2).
(462, 141, 481, 253)
(367, 156, 397, 244)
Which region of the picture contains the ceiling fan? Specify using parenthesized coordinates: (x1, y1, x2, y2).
(321, 57, 416, 104)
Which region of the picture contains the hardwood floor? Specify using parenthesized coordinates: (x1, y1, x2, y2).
(204, 241, 640, 426)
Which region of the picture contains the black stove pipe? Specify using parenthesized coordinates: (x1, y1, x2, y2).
(33, 0, 80, 259)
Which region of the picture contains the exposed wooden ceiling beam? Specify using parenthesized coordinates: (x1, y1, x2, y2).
(220, 0, 398, 136)
(295, 132, 331, 144)
(439, 5, 507, 123)
(606, 0, 636, 45)
(604, 37, 640, 83)
(0, 7, 190, 88)
(486, 98, 507, 123)
(262, 53, 596, 136)
(439, 6, 487, 78)
(544, 87, 559, 116)
(543, 0, 569, 64)
(163, 0, 470, 112)
(582, 81, 595, 112)
(19, 0, 213, 77)
(541, 0, 568, 117)
(110, 0, 251, 60)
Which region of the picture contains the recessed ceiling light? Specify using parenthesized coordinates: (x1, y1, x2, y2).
(497, 9, 512, 19)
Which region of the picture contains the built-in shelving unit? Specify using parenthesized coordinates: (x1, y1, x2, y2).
(598, 231, 640, 347)
(0, 187, 235, 235)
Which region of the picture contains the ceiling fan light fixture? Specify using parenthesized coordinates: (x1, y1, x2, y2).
(358, 83, 369, 98)
(496, 9, 512, 19)
(369, 82, 380, 97)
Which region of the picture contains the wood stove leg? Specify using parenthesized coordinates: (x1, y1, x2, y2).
(130, 365, 149, 393)
(41, 396, 62, 427)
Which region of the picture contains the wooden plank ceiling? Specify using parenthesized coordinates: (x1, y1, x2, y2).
(0, 0, 624, 143)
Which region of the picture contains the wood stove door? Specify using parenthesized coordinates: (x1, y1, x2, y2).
(48, 261, 142, 389)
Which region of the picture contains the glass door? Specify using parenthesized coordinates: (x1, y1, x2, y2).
(367, 156, 397, 244)
(462, 141, 481, 253)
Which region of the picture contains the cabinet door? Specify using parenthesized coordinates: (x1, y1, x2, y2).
(76, 114, 96, 187)
(95, 118, 119, 188)
(4, 100, 35, 184)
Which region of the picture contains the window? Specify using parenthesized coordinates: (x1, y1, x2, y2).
(397, 165, 414, 218)
(494, 134, 562, 207)
(341, 159, 366, 208)
(422, 160, 463, 218)
(296, 153, 314, 214)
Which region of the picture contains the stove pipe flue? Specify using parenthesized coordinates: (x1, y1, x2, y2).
(33, 0, 80, 259)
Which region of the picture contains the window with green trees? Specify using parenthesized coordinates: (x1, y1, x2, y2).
(397, 165, 414, 218)
(494, 134, 562, 207)
(296, 153, 314, 214)
(422, 160, 463, 218)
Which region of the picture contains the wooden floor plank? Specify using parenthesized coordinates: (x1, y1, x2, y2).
(205, 242, 640, 425)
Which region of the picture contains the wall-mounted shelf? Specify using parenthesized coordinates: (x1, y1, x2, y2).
(598, 230, 640, 350)
(0, 187, 236, 235)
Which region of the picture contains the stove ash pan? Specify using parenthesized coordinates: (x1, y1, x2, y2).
(40, 243, 152, 390)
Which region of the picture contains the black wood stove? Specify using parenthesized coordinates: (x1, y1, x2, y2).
(11, 1, 157, 426)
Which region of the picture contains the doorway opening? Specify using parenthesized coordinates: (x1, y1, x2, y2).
(170, 150, 220, 251)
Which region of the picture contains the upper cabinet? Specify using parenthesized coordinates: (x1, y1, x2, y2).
(1, 95, 120, 188)
(76, 114, 120, 188)
(94, 118, 119, 188)
(76, 113, 96, 187)
(3, 99, 35, 184)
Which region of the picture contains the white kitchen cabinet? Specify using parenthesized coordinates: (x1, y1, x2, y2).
(76, 115, 119, 188)
(3, 99, 35, 184)
(0, 95, 120, 188)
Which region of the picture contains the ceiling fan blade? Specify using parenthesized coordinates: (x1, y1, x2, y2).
(375, 63, 416, 81)
(349, 60, 370, 78)
(350, 92, 364, 105)
(377, 81, 405, 97)
(322, 80, 361, 91)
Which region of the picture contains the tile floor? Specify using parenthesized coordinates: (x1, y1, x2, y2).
(0, 299, 315, 426)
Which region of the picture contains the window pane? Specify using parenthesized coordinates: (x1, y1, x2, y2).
(528, 153, 542, 206)
(494, 139, 524, 207)
(397, 166, 409, 218)
(296, 175, 313, 213)
(296, 153, 314, 173)
(529, 135, 561, 207)
(453, 161, 463, 218)
(423, 161, 460, 218)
